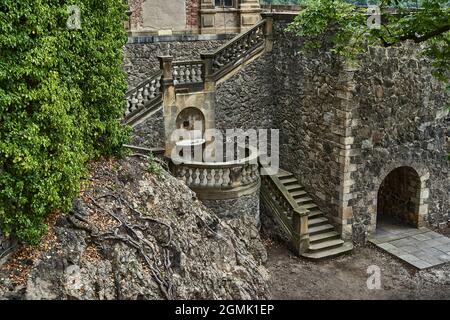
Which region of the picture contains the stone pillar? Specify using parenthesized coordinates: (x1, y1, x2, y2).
(239, 0, 261, 32)
(200, 52, 216, 91)
(333, 63, 359, 241)
(292, 208, 310, 254)
(263, 14, 274, 52)
(158, 56, 176, 158)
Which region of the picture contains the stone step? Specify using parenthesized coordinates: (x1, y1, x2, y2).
(309, 231, 340, 243)
(308, 238, 345, 251)
(286, 184, 303, 191)
(299, 203, 318, 210)
(281, 177, 297, 185)
(308, 224, 335, 235)
(277, 170, 293, 178)
(308, 217, 328, 227)
(290, 190, 307, 197)
(308, 210, 323, 219)
(302, 242, 353, 259)
(296, 196, 314, 204)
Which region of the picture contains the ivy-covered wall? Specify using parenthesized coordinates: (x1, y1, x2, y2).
(0, 0, 129, 244)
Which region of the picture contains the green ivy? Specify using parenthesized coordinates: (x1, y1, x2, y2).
(0, 0, 129, 244)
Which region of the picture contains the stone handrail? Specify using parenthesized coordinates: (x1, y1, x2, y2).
(172, 60, 204, 87)
(260, 171, 309, 254)
(170, 146, 260, 199)
(201, 19, 268, 80)
(124, 71, 162, 119)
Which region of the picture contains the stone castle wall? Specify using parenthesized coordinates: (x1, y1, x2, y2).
(270, 21, 345, 230)
(215, 53, 276, 132)
(268, 18, 449, 243)
(125, 17, 449, 244)
(348, 45, 449, 242)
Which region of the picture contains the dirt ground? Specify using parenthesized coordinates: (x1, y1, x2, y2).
(264, 229, 450, 300)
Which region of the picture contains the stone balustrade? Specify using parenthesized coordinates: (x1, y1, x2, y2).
(260, 172, 310, 254)
(172, 61, 204, 86)
(124, 71, 162, 118)
(170, 146, 260, 200)
(201, 19, 267, 79)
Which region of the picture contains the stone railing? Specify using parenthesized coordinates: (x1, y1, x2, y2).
(170, 146, 260, 200)
(260, 171, 310, 254)
(172, 60, 204, 87)
(124, 71, 162, 122)
(201, 19, 270, 81)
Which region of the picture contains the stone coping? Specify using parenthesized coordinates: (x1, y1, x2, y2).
(171, 145, 259, 168)
(127, 33, 236, 44)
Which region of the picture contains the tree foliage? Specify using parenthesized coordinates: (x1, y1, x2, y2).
(287, 0, 450, 84)
(0, 0, 129, 244)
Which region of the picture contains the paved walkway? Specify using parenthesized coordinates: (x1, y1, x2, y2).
(370, 221, 450, 269)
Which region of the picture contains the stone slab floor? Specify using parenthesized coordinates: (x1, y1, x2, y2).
(369, 219, 450, 269)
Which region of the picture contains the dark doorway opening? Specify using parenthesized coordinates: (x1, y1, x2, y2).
(377, 166, 421, 229)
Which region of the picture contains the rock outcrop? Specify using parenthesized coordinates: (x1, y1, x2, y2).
(0, 156, 269, 300)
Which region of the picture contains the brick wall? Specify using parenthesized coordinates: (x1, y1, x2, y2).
(186, 0, 200, 29)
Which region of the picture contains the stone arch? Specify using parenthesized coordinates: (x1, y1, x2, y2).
(175, 107, 205, 134)
(368, 161, 430, 233)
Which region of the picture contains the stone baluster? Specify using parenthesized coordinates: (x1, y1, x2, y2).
(214, 169, 221, 187)
(125, 100, 131, 116)
(206, 169, 213, 188)
(179, 166, 187, 183)
(191, 168, 199, 187)
(179, 66, 185, 84)
(187, 168, 193, 186)
(130, 92, 138, 112)
(190, 66, 196, 83)
(199, 168, 207, 187)
(143, 84, 150, 102)
(156, 76, 161, 94)
(137, 88, 144, 109)
(185, 66, 191, 83)
(172, 66, 179, 85)
(222, 168, 230, 188)
(149, 80, 156, 98)
(196, 65, 203, 82)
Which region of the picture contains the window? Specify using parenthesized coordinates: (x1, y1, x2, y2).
(215, 0, 233, 7)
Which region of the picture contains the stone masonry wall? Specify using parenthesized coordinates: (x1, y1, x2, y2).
(202, 192, 261, 225)
(268, 19, 449, 243)
(130, 107, 165, 149)
(124, 16, 449, 244)
(270, 21, 346, 229)
(349, 44, 450, 243)
(214, 53, 276, 133)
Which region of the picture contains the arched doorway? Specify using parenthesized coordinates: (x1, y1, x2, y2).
(377, 166, 421, 228)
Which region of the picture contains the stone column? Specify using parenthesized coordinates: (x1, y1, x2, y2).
(239, 0, 261, 32)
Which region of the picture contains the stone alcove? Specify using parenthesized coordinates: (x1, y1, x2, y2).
(175, 107, 205, 133)
(374, 165, 430, 231)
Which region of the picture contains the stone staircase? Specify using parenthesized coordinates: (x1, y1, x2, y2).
(123, 18, 272, 126)
(262, 169, 353, 259)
